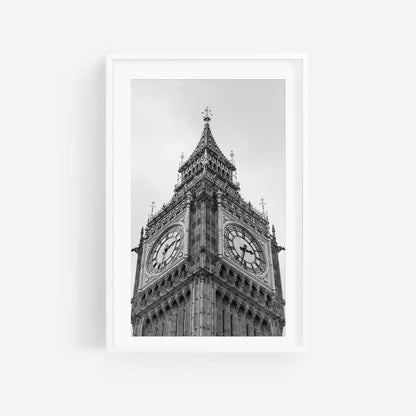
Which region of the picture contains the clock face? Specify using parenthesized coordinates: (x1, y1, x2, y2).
(224, 224, 266, 275)
(147, 225, 184, 274)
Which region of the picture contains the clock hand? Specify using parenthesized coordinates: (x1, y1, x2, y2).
(239, 245, 247, 263)
(161, 244, 170, 261)
(163, 238, 177, 253)
(159, 238, 178, 266)
(160, 251, 166, 264)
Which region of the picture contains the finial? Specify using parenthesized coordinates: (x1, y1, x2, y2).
(230, 150, 235, 165)
(272, 225, 276, 240)
(201, 106, 213, 122)
(260, 198, 266, 215)
(177, 153, 185, 183)
(140, 227, 144, 239)
(150, 201, 156, 216)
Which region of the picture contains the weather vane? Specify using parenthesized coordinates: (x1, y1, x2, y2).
(202, 106, 213, 122)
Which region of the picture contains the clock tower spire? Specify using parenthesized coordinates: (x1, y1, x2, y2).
(175, 108, 239, 195)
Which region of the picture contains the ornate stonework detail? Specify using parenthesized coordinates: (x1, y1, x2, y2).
(131, 112, 285, 336)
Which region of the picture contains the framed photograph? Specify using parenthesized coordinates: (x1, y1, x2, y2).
(106, 55, 307, 352)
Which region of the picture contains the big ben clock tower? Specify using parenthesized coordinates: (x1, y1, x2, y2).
(131, 108, 285, 336)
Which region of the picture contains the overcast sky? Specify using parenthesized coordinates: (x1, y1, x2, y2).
(131, 79, 285, 289)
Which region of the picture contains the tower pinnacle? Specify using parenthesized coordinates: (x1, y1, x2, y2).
(150, 201, 156, 216)
(260, 198, 266, 215)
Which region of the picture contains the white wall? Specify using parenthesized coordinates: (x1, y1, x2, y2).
(0, 1, 415, 415)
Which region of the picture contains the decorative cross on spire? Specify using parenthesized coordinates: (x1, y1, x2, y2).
(202, 106, 213, 122)
(260, 198, 266, 215)
(180, 152, 184, 166)
(150, 201, 156, 216)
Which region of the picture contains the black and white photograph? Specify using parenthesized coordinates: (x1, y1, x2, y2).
(4, 0, 416, 414)
(130, 80, 286, 336)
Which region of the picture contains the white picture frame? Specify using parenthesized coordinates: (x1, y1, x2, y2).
(106, 55, 307, 352)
